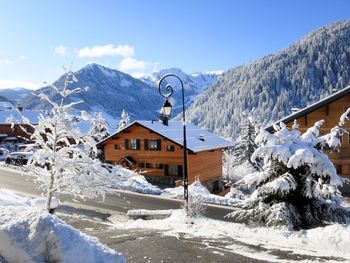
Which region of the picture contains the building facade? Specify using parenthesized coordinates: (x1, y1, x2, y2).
(267, 86, 350, 182)
(98, 120, 234, 192)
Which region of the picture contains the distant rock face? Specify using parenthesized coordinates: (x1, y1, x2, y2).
(140, 68, 222, 113)
(19, 63, 164, 121)
(185, 20, 350, 139)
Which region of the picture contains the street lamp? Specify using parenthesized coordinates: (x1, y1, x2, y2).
(158, 74, 189, 206)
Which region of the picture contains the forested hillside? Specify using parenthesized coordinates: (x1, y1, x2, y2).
(186, 20, 350, 138)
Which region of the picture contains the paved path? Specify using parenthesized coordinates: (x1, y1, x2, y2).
(0, 165, 236, 221)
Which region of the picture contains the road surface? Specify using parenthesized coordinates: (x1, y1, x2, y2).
(0, 165, 236, 221)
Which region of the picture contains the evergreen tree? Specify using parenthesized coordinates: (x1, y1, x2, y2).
(233, 117, 259, 166)
(89, 112, 109, 143)
(117, 110, 130, 132)
(228, 112, 350, 229)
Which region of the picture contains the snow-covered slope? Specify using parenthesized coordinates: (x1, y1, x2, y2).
(140, 68, 222, 113)
(19, 63, 165, 121)
(0, 88, 31, 104)
(186, 20, 350, 139)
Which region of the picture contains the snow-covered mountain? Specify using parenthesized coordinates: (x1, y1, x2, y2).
(140, 68, 222, 111)
(17, 65, 222, 124)
(186, 20, 350, 139)
(19, 63, 165, 122)
(0, 88, 31, 104)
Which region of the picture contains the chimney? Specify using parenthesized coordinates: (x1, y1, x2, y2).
(17, 106, 23, 112)
(198, 134, 205, 141)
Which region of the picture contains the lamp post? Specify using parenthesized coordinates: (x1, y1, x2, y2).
(158, 74, 189, 206)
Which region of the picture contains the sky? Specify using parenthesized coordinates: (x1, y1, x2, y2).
(0, 0, 349, 89)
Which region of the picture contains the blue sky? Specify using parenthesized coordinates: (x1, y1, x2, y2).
(0, 0, 349, 89)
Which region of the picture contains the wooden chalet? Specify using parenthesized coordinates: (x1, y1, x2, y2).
(266, 85, 350, 188)
(97, 120, 234, 192)
(0, 110, 40, 144)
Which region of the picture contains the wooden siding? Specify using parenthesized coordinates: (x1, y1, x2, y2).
(188, 149, 222, 183)
(0, 124, 34, 142)
(102, 123, 222, 183)
(284, 95, 350, 179)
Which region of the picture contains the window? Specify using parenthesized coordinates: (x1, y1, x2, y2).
(155, 163, 164, 169)
(167, 145, 175, 152)
(138, 162, 145, 168)
(144, 139, 161, 151)
(114, 144, 121, 150)
(130, 139, 140, 150)
(336, 165, 342, 174)
(169, 165, 183, 177)
(146, 163, 153, 168)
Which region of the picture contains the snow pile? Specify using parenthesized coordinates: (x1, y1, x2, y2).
(113, 209, 350, 262)
(162, 180, 239, 206)
(110, 165, 162, 195)
(30, 197, 60, 209)
(0, 189, 125, 263)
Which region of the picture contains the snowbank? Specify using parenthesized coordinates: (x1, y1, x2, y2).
(0, 189, 125, 263)
(162, 180, 239, 206)
(109, 165, 162, 195)
(113, 209, 350, 262)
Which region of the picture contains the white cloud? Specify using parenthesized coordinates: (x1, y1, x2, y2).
(77, 44, 134, 58)
(0, 80, 39, 90)
(0, 56, 26, 65)
(130, 72, 147, 78)
(119, 57, 147, 71)
(55, 45, 68, 56)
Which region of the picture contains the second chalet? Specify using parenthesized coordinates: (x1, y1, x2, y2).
(97, 120, 234, 192)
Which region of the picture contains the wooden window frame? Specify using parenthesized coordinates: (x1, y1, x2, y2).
(167, 145, 175, 152)
(130, 139, 140, 150)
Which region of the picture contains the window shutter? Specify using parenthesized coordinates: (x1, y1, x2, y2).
(177, 165, 183, 177)
(157, 139, 161, 151)
(144, 139, 149, 150)
(136, 139, 141, 150)
(125, 139, 129, 150)
(164, 164, 169, 176)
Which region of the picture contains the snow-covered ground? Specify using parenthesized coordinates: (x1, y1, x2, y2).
(0, 189, 125, 263)
(111, 209, 350, 262)
(162, 180, 239, 206)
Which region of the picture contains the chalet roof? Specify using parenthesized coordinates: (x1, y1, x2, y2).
(265, 85, 350, 131)
(98, 120, 234, 153)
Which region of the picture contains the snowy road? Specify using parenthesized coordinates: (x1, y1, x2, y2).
(0, 166, 236, 221)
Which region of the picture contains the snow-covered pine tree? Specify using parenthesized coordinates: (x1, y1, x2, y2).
(89, 112, 109, 143)
(228, 112, 350, 229)
(86, 112, 110, 160)
(26, 68, 119, 213)
(233, 116, 259, 166)
(117, 110, 130, 132)
(223, 116, 260, 184)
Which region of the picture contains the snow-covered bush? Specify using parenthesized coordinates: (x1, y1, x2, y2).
(224, 161, 256, 183)
(228, 114, 350, 230)
(183, 194, 207, 218)
(25, 68, 120, 213)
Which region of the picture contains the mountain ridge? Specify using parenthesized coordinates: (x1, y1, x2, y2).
(185, 20, 350, 138)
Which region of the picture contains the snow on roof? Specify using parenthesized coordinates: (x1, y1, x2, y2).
(266, 85, 350, 131)
(0, 110, 44, 124)
(100, 120, 234, 153)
